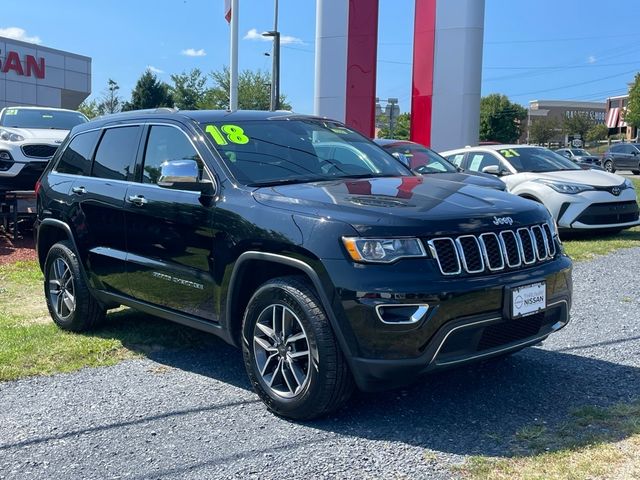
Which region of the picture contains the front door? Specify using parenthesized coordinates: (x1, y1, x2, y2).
(124, 124, 218, 321)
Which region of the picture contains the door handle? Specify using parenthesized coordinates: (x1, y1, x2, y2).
(71, 186, 86, 195)
(128, 194, 148, 206)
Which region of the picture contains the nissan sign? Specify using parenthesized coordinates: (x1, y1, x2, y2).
(0, 49, 45, 79)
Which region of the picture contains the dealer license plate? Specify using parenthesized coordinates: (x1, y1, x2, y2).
(512, 282, 546, 318)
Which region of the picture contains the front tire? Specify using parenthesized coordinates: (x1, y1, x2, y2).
(44, 241, 106, 332)
(242, 276, 354, 420)
(604, 159, 615, 173)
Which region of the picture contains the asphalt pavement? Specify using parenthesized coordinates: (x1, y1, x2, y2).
(1, 248, 639, 479)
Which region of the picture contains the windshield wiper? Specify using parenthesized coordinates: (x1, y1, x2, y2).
(247, 176, 333, 187)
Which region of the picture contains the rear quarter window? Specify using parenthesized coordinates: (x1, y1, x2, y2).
(54, 130, 101, 176)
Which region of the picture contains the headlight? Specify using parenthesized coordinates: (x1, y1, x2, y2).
(0, 129, 24, 142)
(342, 237, 427, 263)
(535, 179, 594, 194)
(624, 178, 634, 190)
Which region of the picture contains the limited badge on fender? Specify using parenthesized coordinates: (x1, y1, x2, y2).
(512, 282, 546, 318)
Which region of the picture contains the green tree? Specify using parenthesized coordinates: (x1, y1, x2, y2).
(122, 69, 173, 111)
(585, 123, 609, 143)
(98, 78, 122, 114)
(563, 112, 594, 140)
(479, 94, 527, 143)
(77, 99, 100, 119)
(200, 67, 292, 111)
(529, 117, 558, 146)
(623, 72, 640, 128)
(170, 69, 207, 110)
(377, 112, 410, 140)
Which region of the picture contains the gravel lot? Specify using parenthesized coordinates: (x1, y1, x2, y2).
(1, 248, 639, 479)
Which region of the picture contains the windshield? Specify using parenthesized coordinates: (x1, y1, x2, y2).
(570, 149, 591, 156)
(500, 147, 581, 173)
(383, 143, 457, 173)
(200, 119, 410, 186)
(0, 108, 87, 130)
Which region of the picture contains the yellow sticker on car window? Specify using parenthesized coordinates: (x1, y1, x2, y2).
(330, 127, 350, 135)
(499, 149, 520, 158)
(206, 124, 249, 145)
(5, 109, 18, 115)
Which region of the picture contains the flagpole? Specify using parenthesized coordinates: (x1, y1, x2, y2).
(229, 0, 239, 111)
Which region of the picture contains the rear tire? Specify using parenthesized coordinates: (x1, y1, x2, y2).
(604, 159, 615, 173)
(632, 169, 640, 175)
(44, 241, 106, 332)
(242, 276, 354, 420)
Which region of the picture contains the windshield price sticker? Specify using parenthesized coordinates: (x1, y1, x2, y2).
(500, 149, 520, 158)
(5, 109, 18, 116)
(206, 124, 250, 145)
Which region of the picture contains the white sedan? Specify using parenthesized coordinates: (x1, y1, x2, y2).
(440, 144, 639, 232)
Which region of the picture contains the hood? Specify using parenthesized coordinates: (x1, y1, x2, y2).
(253, 176, 549, 237)
(526, 169, 624, 187)
(449, 170, 506, 189)
(0, 127, 69, 143)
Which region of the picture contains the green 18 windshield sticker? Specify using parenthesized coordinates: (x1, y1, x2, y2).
(206, 124, 250, 145)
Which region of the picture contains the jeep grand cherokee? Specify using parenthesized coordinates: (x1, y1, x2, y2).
(35, 109, 572, 419)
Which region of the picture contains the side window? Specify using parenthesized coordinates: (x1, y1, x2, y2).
(467, 152, 499, 172)
(142, 125, 205, 185)
(623, 145, 636, 155)
(92, 126, 141, 181)
(54, 130, 100, 176)
(611, 145, 621, 153)
(447, 153, 465, 167)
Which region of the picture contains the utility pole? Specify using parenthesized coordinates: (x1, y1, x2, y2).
(229, 0, 239, 111)
(263, 0, 280, 111)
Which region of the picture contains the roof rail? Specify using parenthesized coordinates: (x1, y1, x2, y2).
(97, 107, 180, 120)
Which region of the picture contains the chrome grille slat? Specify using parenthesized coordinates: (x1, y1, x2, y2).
(429, 224, 556, 276)
(455, 235, 484, 273)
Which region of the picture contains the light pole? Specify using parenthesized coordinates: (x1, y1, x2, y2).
(263, 0, 280, 111)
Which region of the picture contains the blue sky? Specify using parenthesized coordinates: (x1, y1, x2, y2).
(3, 0, 640, 113)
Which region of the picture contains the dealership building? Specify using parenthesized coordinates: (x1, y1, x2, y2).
(524, 99, 606, 145)
(0, 36, 91, 110)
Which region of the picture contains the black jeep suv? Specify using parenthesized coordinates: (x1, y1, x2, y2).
(35, 109, 572, 419)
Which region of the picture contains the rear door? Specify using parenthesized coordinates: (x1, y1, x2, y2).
(70, 125, 142, 294)
(124, 123, 218, 321)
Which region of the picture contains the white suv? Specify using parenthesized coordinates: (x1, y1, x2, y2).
(441, 145, 639, 233)
(0, 106, 87, 192)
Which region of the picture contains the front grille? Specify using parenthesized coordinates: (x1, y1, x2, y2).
(477, 313, 544, 351)
(21, 144, 58, 158)
(575, 201, 639, 226)
(427, 223, 556, 276)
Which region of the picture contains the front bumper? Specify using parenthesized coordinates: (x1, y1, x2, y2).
(546, 188, 640, 230)
(322, 255, 572, 391)
(0, 141, 56, 192)
(0, 160, 47, 192)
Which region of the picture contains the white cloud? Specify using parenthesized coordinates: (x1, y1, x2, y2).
(147, 65, 164, 74)
(0, 27, 41, 44)
(244, 28, 303, 45)
(587, 55, 597, 64)
(181, 48, 206, 57)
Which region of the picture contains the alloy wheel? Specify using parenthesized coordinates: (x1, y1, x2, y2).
(48, 258, 76, 319)
(253, 304, 311, 398)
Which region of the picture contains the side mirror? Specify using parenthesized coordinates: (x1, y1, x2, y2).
(392, 152, 411, 168)
(158, 159, 215, 196)
(482, 165, 501, 176)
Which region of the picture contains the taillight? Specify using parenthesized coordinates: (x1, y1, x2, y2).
(34, 179, 41, 196)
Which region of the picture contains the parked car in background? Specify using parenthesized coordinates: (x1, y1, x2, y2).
(0, 106, 87, 192)
(36, 110, 572, 419)
(555, 148, 603, 170)
(375, 139, 506, 190)
(602, 143, 640, 174)
(440, 145, 639, 233)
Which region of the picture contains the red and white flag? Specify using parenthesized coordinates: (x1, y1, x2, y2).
(224, 0, 232, 23)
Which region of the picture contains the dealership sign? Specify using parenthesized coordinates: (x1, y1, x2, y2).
(0, 49, 45, 79)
